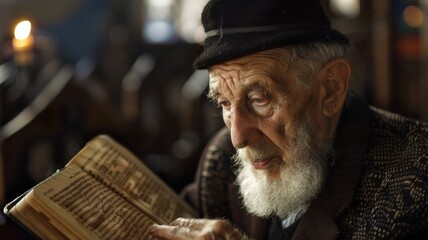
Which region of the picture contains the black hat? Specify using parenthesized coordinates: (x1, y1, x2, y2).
(194, 0, 349, 69)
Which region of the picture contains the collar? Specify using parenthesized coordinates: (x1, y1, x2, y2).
(282, 203, 310, 228)
(292, 92, 373, 240)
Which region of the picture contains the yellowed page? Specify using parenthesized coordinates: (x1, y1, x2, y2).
(66, 135, 197, 224)
(13, 165, 156, 239)
(11, 190, 72, 240)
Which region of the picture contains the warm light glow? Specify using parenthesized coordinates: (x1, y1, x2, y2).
(403, 5, 424, 28)
(14, 20, 32, 40)
(12, 19, 34, 66)
(330, 0, 360, 18)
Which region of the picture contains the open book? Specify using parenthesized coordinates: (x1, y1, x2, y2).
(4, 135, 197, 239)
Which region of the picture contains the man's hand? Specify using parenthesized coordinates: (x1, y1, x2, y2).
(148, 218, 249, 240)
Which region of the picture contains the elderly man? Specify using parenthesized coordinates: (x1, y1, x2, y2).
(149, 0, 428, 239)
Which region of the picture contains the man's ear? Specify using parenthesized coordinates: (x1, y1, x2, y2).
(320, 59, 350, 117)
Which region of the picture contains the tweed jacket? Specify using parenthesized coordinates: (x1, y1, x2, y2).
(182, 94, 428, 239)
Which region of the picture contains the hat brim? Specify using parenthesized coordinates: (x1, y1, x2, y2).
(193, 29, 349, 69)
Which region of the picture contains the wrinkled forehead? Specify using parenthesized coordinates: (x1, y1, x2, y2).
(208, 48, 291, 90)
(208, 66, 271, 96)
(208, 48, 291, 95)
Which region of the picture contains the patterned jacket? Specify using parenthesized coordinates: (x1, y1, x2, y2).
(182, 93, 428, 239)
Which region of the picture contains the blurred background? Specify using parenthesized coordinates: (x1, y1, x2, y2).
(0, 0, 427, 238)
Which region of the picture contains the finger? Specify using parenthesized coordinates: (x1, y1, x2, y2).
(148, 224, 194, 240)
(226, 229, 248, 240)
(171, 218, 243, 240)
(170, 218, 211, 230)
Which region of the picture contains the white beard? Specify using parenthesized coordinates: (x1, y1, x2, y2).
(234, 122, 331, 219)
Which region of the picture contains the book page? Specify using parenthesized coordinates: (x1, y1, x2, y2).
(23, 165, 156, 239)
(11, 189, 77, 240)
(66, 135, 197, 224)
(8, 192, 57, 240)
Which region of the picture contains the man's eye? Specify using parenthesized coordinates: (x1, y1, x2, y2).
(251, 97, 269, 105)
(249, 93, 270, 106)
(218, 101, 230, 108)
(248, 92, 273, 116)
(217, 100, 231, 109)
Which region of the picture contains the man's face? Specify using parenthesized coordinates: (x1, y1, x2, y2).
(208, 49, 326, 179)
(208, 49, 334, 218)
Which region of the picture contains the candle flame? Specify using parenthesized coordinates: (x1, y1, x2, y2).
(14, 20, 32, 40)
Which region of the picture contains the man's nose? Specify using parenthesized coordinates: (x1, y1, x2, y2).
(229, 109, 262, 149)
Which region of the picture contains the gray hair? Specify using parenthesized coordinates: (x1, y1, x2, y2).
(283, 41, 350, 86)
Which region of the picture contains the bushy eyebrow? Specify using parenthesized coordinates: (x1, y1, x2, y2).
(207, 80, 271, 103)
(246, 82, 270, 92)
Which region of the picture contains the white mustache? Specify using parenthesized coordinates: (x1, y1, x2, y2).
(236, 144, 282, 163)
